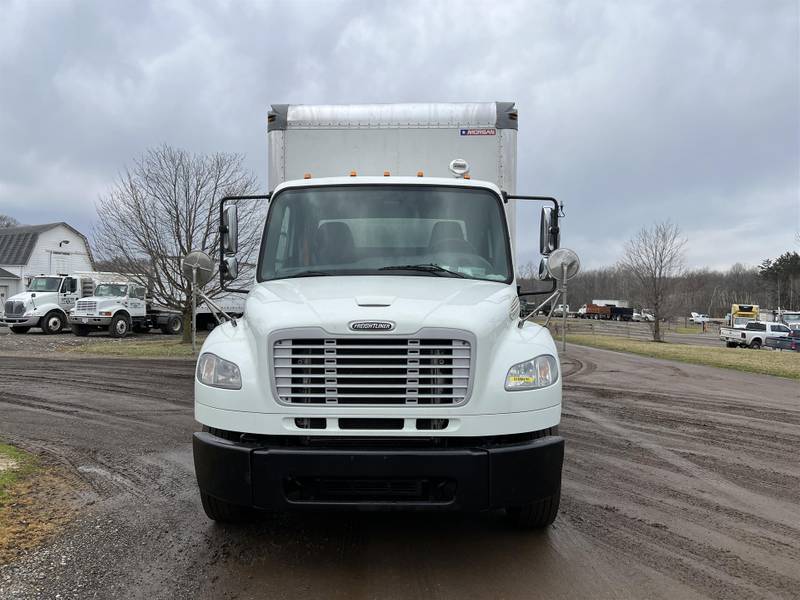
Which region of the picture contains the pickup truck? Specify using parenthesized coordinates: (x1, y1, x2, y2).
(720, 321, 792, 349)
(764, 329, 800, 351)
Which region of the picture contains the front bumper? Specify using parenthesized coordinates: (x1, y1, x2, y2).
(193, 430, 564, 511)
(69, 315, 112, 326)
(0, 315, 40, 327)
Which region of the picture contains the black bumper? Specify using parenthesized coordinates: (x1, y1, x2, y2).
(193, 431, 564, 511)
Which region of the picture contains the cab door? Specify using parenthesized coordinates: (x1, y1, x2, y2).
(128, 285, 147, 317)
(59, 277, 79, 311)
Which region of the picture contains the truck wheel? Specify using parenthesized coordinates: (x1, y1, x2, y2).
(749, 339, 762, 350)
(9, 326, 31, 334)
(41, 311, 65, 334)
(161, 315, 183, 335)
(200, 491, 252, 523)
(71, 325, 90, 337)
(109, 314, 130, 338)
(506, 484, 561, 530)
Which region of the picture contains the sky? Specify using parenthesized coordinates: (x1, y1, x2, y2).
(0, 0, 797, 271)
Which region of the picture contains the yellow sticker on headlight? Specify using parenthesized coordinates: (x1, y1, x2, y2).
(509, 376, 535, 383)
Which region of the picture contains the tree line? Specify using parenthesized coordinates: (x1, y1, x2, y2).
(520, 251, 800, 319)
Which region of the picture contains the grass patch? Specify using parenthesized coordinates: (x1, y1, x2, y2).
(0, 441, 80, 564)
(673, 326, 705, 334)
(0, 444, 36, 503)
(60, 336, 203, 358)
(567, 334, 800, 379)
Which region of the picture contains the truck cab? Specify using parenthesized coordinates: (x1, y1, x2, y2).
(69, 282, 146, 337)
(1, 274, 87, 334)
(69, 282, 183, 338)
(192, 103, 572, 529)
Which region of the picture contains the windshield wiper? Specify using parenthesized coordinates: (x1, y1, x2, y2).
(378, 264, 466, 278)
(281, 270, 334, 279)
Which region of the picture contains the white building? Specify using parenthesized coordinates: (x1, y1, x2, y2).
(0, 222, 95, 304)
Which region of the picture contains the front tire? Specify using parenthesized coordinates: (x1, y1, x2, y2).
(749, 339, 762, 350)
(109, 314, 130, 338)
(41, 311, 65, 334)
(9, 326, 31, 334)
(506, 485, 562, 530)
(200, 491, 252, 523)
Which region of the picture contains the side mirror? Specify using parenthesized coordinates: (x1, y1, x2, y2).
(221, 256, 239, 281)
(539, 207, 560, 255)
(222, 205, 239, 255)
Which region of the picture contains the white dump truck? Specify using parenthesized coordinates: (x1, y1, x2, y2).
(68, 281, 184, 338)
(1, 272, 99, 334)
(192, 103, 576, 529)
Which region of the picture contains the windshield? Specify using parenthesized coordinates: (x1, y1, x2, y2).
(782, 314, 800, 323)
(94, 284, 129, 297)
(27, 277, 62, 292)
(259, 185, 512, 282)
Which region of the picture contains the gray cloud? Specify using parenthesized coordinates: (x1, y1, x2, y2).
(0, 0, 797, 270)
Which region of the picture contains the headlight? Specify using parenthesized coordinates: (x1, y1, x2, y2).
(505, 354, 559, 391)
(197, 353, 242, 390)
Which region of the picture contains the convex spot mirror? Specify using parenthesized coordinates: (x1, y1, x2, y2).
(539, 207, 560, 255)
(222, 205, 239, 255)
(222, 256, 239, 281)
(182, 251, 215, 287)
(543, 248, 580, 281)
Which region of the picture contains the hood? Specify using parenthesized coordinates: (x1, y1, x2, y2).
(6, 291, 55, 305)
(245, 275, 517, 336)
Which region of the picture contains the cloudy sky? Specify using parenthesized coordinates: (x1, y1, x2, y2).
(0, 0, 797, 270)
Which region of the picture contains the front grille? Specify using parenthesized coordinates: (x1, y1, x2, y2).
(4, 301, 24, 316)
(75, 300, 97, 313)
(272, 334, 472, 406)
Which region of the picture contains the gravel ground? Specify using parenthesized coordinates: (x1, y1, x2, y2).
(0, 344, 798, 599)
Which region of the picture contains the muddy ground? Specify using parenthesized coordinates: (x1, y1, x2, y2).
(0, 345, 798, 599)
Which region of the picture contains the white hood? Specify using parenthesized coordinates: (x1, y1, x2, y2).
(245, 275, 517, 337)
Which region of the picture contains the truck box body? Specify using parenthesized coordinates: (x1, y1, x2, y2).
(267, 102, 519, 247)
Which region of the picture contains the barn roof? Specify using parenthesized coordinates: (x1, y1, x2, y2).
(0, 222, 94, 267)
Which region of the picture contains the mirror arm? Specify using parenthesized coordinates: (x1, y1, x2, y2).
(518, 286, 562, 329)
(196, 289, 237, 327)
(218, 193, 271, 293)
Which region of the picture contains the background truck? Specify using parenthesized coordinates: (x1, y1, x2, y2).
(193, 102, 571, 530)
(719, 321, 791, 349)
(69, 282, 183, 338)
(729, 303, 759, 328)
(578, 299, 633, 321)
(1, 272, 105, 334)
(779, 310, 800, 330)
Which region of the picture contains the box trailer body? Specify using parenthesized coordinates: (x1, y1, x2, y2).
(193, 103, 568, 530)
(267, 102, 518, 248)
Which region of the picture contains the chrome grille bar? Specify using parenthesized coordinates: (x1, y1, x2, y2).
(272, 336, 472, 406)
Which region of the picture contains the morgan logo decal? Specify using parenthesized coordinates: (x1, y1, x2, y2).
(460, 128, 496, 136)
(349, 321, 395, 331)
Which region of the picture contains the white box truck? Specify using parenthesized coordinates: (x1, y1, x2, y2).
(193, 103, 573, 529)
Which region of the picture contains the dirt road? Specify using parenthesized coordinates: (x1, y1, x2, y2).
(0, 346, 798, 599)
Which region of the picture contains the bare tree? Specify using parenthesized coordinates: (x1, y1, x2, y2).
(619, 221, 687, 341)
(94, 145, 263, 342)
(0, 214, 19, 228)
